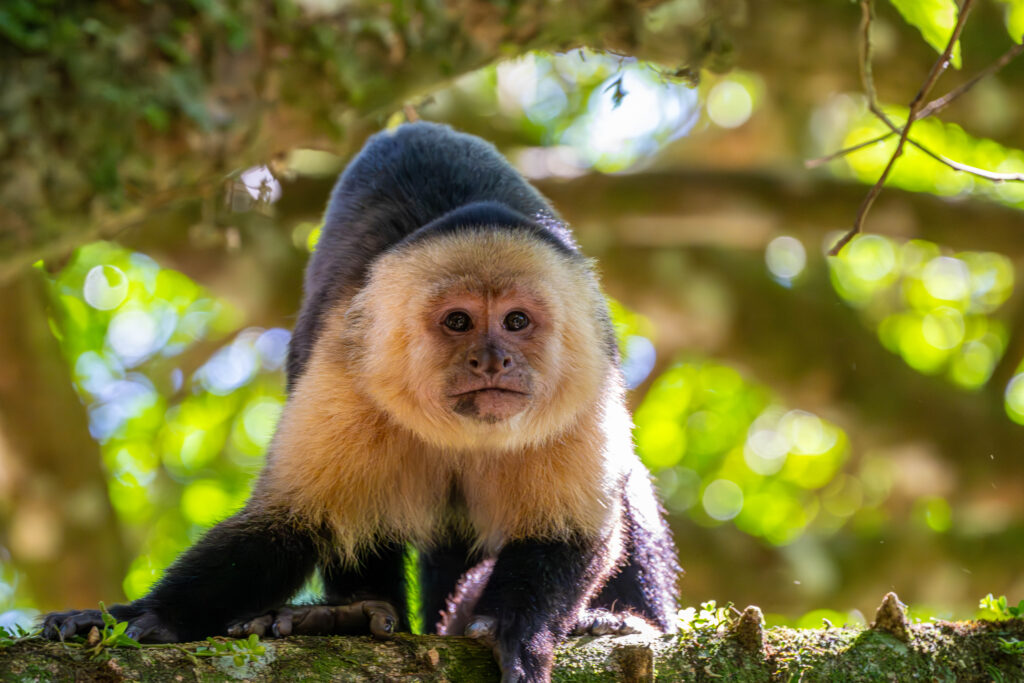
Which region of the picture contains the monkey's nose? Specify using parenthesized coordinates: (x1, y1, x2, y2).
(468, 346, 514, 377)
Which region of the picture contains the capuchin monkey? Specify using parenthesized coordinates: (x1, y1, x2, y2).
(42, 122, 680, 682)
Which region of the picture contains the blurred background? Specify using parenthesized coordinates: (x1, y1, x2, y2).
(1, 0, 1023, 633)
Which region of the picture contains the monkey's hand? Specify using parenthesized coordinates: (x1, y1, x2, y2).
(227, 601, 398, 640)
(41, 604, 179, 643)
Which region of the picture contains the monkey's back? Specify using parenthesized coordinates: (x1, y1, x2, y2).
(288, 122, 567, 387)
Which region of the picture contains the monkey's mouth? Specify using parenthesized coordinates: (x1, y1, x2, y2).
(449, 388, 531, 422)
(451, 388, 528, 398)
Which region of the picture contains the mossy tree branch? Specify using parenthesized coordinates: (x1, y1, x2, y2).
(2, 602, 1022, 682)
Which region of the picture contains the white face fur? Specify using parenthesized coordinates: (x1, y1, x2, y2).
(349, 231, 611, 452)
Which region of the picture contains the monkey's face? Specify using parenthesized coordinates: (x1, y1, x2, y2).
(430, 290, 545, 424)
(353, 231, 610, 451)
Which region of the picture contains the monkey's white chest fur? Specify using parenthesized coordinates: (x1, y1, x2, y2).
(258, 350, 627, 563)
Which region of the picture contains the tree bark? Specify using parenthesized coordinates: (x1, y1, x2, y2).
(0, 274, 125, 609)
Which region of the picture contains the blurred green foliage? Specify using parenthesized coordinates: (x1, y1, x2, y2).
(634, 359, 853, 546)
(825, 234, 1022, 417)
(45, 242, 288, 601)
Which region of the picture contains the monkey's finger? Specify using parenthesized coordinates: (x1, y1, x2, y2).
(41, 610, 103, 641)
(229, 614, 273, 638)
(363, 601, 398, 639)
(123, 612, 178, 643)
(272, 610, 293, 637)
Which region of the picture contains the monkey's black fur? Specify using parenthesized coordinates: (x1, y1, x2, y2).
(42, 122, 680, 681)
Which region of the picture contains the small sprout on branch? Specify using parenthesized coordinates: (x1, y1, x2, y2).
(87, 602, 142, 661)
(678, 600, 734, 633)
(979, 593, 1024, 621)
(998, 638, 1024, 656)
(195, 633, 267, 666)
(0, 623, 39, 648)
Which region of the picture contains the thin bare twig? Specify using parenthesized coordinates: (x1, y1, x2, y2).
(806, 39, 1024, 169)
(917, 39, 1024, 119)
(829, 0, 976, 256)
(805, 132, 893, 169)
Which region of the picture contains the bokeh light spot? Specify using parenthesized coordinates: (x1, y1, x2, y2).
(702, 479, 744, 520)
(922, 256, 970, 302)
(83, 265, 128, 310)
(1004, 374, 1024, 424)
(765, 236, 807, 282)
(707, 80, 753, 129)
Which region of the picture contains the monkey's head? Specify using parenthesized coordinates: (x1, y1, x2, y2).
(346, 228, 613, 452)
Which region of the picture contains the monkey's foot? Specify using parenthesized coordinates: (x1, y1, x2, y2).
(41, 607, 178, 643)
(227, 601, 398, 640)
(463, 608, 652, 644)
(571, 608, 656, 636)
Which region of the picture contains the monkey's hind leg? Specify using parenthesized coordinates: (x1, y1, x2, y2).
(228, 541, 408, 639)
(589, 475, 681, 633)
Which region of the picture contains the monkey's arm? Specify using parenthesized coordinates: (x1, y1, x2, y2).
(467, 536, 607, 683)
(41, 507, 319, 642)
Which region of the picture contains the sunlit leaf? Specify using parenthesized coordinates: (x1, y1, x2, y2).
(1002, 0, 1024, 43)
(888, 0, 963, 68)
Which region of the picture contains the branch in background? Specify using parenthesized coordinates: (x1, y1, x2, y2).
(805, 39, 1024, 170)
(829, 0, 976, 256)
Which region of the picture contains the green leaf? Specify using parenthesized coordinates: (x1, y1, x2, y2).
(888, 0, 963, 68)
(115, 634, 142, 649)
(1003, 0, 1024, 43)
(233, 654, 245, 666)
(113, 622, 128, 637)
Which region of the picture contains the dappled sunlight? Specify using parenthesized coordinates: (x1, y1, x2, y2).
(461, 49, 702, 173)
(43, 243, 290, 600)
(633, 359, 851, 547)
(829, 234, 1014, 390)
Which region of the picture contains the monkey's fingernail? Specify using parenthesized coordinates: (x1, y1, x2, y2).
(125, 628, 142, 641)
(465, 617, 496, 639)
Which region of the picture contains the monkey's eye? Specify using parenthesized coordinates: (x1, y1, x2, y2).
(504, 311, 530, 331)
(443, 311, 472, 332)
